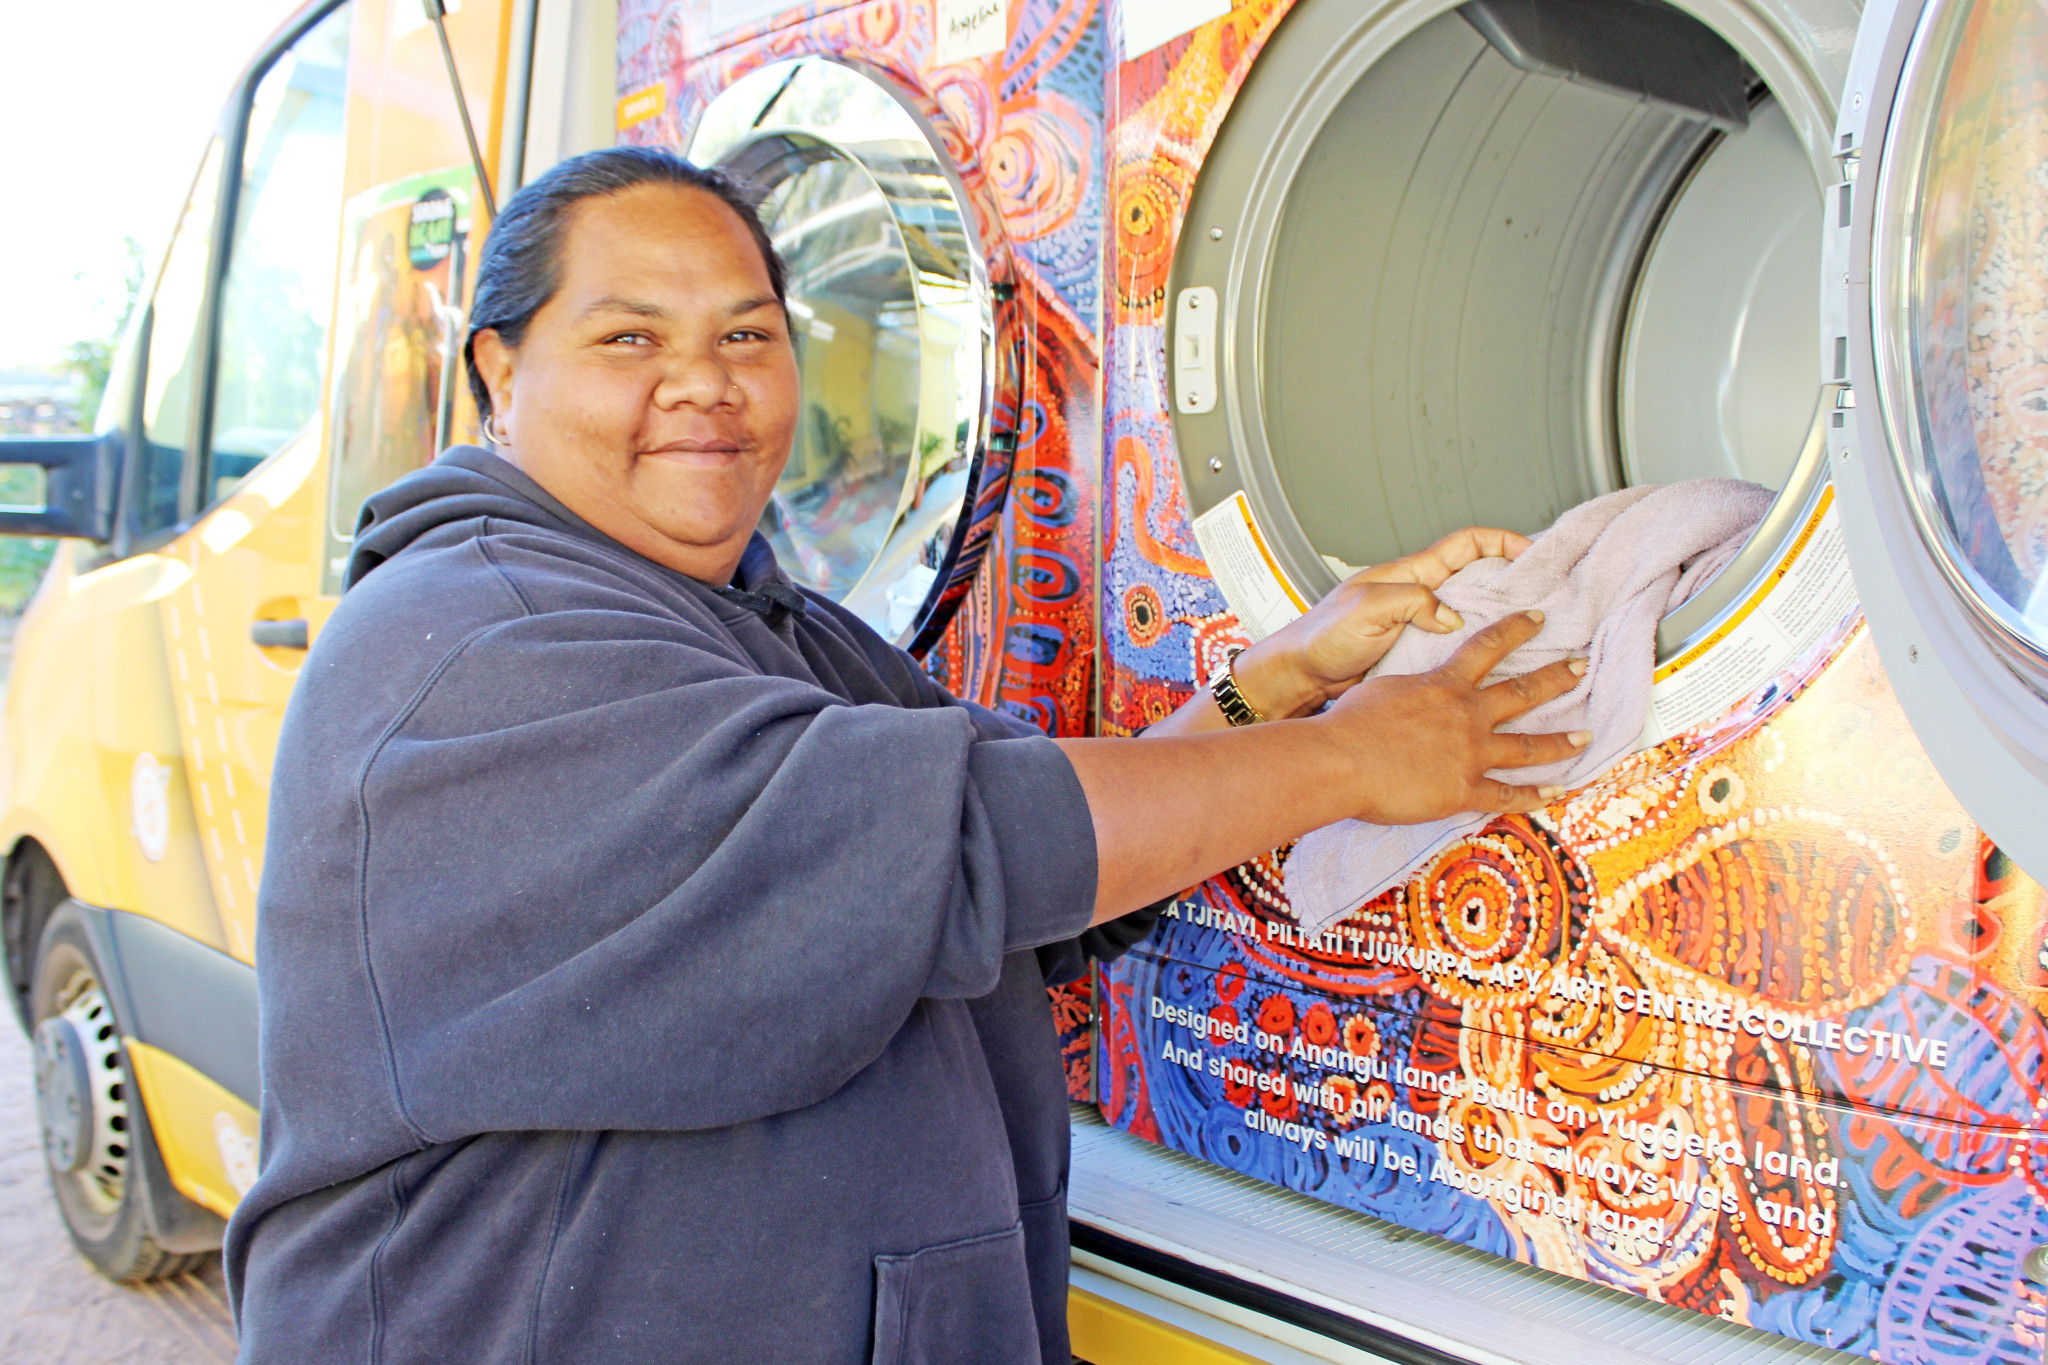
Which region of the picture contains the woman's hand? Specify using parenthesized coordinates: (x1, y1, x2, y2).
(1231, 526, 1530, 719)
(1061, 610, 1586, 921)
(1317, 609, 1588, 825)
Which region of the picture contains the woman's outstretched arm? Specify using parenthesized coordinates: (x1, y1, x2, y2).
(1059, 609, 1588, 924)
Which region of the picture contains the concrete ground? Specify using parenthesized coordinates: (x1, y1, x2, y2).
(0, 614, 239, 1361)
(0, 1014, 238, 1362)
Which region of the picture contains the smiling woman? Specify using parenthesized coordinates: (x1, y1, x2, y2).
(227, 145, 1588, 1364)
(464, 156, 796, 582)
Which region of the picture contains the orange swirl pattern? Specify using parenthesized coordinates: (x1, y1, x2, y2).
(988, 90, 1093, 240)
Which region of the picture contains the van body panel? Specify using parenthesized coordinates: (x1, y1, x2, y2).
(0, 0, 526, 1242)
(154, 429, 325, 962)
(126, 1039, 261, 1221)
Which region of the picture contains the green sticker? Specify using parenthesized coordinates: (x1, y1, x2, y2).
(407, 188, 457, 270)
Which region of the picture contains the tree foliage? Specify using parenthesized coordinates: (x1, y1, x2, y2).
(64, 237, 147, 427)
(4, 239, 146, 616)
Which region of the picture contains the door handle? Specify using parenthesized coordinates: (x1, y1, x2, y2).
(250, 619, 309, 650)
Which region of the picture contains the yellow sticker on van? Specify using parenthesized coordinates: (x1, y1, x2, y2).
(616, 83, 667, 130)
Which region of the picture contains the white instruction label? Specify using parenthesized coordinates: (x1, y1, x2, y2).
(1642, 487, 1860, 744)
(1122, 0, 1231, 59)
(935, 0, 1007, 63)
(707, 0, 805, 36)
(1192, 491, 1309, 642)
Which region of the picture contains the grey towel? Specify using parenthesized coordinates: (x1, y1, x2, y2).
(1285, 479, 1774, 933)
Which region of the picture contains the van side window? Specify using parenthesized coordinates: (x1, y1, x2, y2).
(320, 172, 476, 594)
(206, 3, 352, 505)
(137, 139, 224, 538)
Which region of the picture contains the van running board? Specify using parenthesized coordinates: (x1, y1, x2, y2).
(1067, 1106, 1860, 1365)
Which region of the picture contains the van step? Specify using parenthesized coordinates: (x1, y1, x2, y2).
(1068, 1107, 1860, 1365)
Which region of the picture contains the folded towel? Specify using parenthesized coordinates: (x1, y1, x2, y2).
(1284, 478, 1775, 933)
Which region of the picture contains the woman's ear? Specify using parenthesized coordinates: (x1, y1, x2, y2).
(472, 329, 516, 429)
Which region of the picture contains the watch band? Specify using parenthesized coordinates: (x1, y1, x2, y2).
(1208, 646, 1266, 727)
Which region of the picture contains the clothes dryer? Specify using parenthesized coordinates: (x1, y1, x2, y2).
(1094, 0, 2048, 1358)
(615, 0, 1112, 1097)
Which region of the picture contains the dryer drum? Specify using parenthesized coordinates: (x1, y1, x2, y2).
(1171, 0, 1841, 660)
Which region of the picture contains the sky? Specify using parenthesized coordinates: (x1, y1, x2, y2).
(0, 0, 305, 371)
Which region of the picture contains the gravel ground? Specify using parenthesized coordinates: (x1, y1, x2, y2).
(0, 612, 239, 1362)
(0, 1017, 238, 1362)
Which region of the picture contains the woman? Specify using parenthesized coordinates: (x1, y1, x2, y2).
(225, 147, 1585, 1364)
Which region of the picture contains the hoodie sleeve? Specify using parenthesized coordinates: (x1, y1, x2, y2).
(337, 608, 1097, 1141)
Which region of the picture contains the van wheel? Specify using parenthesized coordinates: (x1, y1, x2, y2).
(30, 921, 209, 1281)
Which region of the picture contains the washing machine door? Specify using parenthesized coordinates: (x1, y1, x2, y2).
(1832, 0, 2048, 876)
(684, 58, 1005, 651)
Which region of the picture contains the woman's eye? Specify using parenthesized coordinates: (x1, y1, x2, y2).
(604, 332, 653, 346)
(723, 328, 771, 345)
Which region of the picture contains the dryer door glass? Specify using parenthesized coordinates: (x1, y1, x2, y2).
(1883, 0, 2048, 679)
(1848, 0, 2048, 876)
(759, 154, 922, 602)
(686, 59, 1000, 648)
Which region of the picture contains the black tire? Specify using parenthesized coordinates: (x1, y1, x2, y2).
(4, 840, 66, 1032)
(30, 917, 212, 1282)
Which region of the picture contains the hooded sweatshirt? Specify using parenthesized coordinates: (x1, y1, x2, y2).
(225, 446, 1102, 1364)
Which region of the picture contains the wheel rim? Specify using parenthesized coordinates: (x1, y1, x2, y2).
(35, 972, 130, 1217)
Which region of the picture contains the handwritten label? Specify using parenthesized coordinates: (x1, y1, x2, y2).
(935, 0, 1007, 63)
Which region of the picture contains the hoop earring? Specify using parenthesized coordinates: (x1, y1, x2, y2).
(482, 414, 509, 447)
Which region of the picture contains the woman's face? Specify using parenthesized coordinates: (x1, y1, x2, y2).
(473, 183, 799, 584)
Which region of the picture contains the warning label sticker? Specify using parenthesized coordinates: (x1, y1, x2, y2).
(1643, 485, 1860, 744)
(1191, 492, 1309, 642)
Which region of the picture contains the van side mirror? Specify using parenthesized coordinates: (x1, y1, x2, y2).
(0, 434, 118, 542)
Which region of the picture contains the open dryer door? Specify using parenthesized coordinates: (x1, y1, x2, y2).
(1165, 0, 1857, 690)
(685, 58, 1013, 652)
(1832, 0, 2048, 879)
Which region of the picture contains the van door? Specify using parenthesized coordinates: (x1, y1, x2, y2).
(1830, 0, 2048, 880)
(152, 0, 353, 963)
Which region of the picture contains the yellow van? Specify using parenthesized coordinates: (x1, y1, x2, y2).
(0, 0, 622, 1281)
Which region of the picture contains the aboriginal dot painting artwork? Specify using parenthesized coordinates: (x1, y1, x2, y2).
(618, 0, 1107, 1099)
(1096, 2, 2048, 1361)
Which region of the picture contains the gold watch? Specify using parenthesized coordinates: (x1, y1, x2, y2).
(1208, 646, 1266, 726)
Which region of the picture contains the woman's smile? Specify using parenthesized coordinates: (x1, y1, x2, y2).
(643, 437, 746, 460)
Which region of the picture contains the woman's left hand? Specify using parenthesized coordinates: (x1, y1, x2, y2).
(1230, 526, 1530, 718)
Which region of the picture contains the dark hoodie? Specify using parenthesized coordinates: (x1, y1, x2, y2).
(225, 446, 1103, 1364)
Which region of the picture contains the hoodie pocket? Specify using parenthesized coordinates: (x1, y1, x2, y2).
(870, 1221, 1041, 1365)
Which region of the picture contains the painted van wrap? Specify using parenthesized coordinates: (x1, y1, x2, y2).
(1098, 4, 2048, 1359)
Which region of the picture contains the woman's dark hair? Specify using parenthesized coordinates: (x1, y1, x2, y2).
(463, 146, 787, 424)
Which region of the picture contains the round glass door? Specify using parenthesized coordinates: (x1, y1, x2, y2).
(686, 59, 1001, 647)
(1882, 0, 2048, 683)
(1844, 0, 2048, 878)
